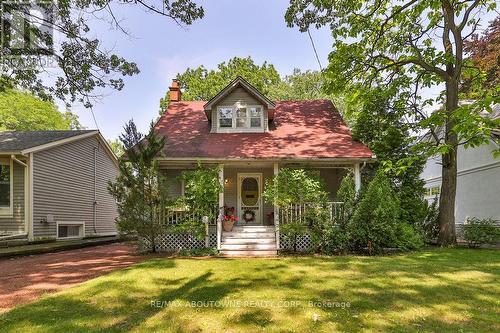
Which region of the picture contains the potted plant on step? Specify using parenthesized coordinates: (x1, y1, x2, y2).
(222, 206, 238, 231)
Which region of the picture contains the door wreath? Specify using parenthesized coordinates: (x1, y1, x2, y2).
(243, 209, 256, 223)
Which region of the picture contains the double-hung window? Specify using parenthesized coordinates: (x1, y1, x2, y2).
(218, 107, 233, 128)
(249, 107, 262, 128)
(0, 159, 12, 216)
(236, 107, 247, 128)
(217, 105, 264, 131)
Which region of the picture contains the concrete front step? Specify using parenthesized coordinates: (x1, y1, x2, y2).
(223, 232, 276, 238)
(222, 238, 276, 245)
(219, 249, 278, 257)
(220, 244, 277, 250)
(221, 225, 277, 257)
(231, 226, 275, 232)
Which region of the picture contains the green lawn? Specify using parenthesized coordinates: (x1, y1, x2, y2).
(1, 248, 499, 332)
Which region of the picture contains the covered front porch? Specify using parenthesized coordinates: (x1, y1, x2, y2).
(218, 162, 359, 226)
(158, 159, 363, 253)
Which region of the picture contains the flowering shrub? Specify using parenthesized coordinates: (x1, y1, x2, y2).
(223, 206, 238, 223)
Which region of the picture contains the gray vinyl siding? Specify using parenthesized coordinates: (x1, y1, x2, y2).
(211, 87, 268, 132)
(32, 136, 118, 238)
(0, 161, 25, 234)
(95, 140, 119, 235)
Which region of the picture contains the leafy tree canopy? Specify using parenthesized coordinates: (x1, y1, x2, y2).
(285, 0, 499, 245)
(107, 139, 124, 157)
(268, 68, 328, 100)
(267, 68, 356, 122)
(178, 164, 222, 216)
(159, 57, 355, 118)
(160, 56, 281, 110)
(1, 0, 204, 108)
(352, 88, 428, 227)
(263, 168, 328, 208)
(0, 89, 80, 130)
(461, 17, 500, 97)
(285, 0, 499, 149)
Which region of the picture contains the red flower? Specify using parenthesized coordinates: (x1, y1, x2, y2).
(223, 214, 238, 222)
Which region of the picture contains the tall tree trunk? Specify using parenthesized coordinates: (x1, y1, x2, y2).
(437, 78, 459, 245)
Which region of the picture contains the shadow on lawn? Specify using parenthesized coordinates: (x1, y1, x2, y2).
(289, 250, 500, 332)
(0, 249, 498, 332)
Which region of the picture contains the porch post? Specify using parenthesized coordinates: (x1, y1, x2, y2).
(217, 164, 224, 250)
(354, 163, 361, 194)
(273, 163, 280, 250)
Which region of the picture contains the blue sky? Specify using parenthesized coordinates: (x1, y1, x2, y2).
(72, 0, 333, 140)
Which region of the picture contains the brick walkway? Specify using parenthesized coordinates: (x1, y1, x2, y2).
(0, 243, 147, 313)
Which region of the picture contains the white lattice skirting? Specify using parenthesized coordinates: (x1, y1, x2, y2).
(140, 226, 217, 252)
(279, 233, 312, 252)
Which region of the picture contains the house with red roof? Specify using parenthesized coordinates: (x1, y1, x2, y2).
(155, 77, 374, 255)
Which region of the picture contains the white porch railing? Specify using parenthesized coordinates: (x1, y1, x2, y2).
(278, 201, 344, 225)
(162, 205, 219, 226)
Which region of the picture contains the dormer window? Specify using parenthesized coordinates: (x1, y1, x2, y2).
(218, 107, 233, 128)
(204, 77, 275, 133)
(217, 105, 264, 132)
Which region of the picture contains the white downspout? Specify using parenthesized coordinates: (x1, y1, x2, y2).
(28, 153, 34, 240)
(93, 147, 98, 234)
(10, 155, 29, 240)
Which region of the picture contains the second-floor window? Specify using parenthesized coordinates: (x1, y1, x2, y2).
(218, 106, 263, 131)
(219, 107, 233, 128)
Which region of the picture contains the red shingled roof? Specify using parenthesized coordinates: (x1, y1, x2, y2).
(154, 99, 373, 159)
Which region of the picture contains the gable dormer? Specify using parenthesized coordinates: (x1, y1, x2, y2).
(203, 77, 275, 133)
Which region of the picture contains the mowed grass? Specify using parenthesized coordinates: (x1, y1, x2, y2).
(1, 248, 499, 333)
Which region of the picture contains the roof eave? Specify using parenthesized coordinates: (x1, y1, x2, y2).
(20, 130, 99, 155)
(203, 77, 276, 112)
(154, 156, 376, 163)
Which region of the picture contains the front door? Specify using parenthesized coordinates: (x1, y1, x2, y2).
(237, 173, 262, 225)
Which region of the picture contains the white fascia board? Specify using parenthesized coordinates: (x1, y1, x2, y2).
(21, 131, 98, 154)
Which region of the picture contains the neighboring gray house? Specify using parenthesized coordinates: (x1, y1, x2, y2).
(421, 106, 500, 227)
(0, 130, 119, 240)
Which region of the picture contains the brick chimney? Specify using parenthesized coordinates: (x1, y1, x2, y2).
(168, 79, 182, 102)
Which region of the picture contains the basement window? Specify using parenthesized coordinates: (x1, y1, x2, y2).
(57, 222, 84, 239)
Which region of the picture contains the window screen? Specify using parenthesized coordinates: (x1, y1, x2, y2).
(58, 224, 82, 238)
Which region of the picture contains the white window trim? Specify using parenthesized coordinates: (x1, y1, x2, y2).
(56, 221, 85, 240)
(216, 105, 265, 133)
(0, 158, 13, 217)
